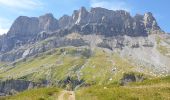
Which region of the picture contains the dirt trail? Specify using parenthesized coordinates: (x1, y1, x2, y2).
(58, 90, 75, 100)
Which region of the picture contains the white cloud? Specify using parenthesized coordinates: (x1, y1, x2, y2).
(0, 0, 44, 35)
(0, 0, 43, 10)
(0, 28, 8, 35)
(90, 0, 131, 11)
(0, 17, 12, 35)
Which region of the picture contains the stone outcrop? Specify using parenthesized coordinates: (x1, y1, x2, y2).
(5, 7, 162, 38)
(8, 13, 59, 36)
(39, 13, 59, 32)
(58, 7, 162, 36)
(8, 16, 39, 36)
(0, 80, 35, 96)
(0, 37, 87, 62)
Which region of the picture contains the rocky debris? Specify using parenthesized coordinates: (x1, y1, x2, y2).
(0, 37, 87, 62)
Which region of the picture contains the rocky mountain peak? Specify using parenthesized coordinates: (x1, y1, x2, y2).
(39, 13, 54, 18)
(8, 13, 59, 37)
(72, 10, 79, 22)
(143, 12, 160, 31)
(75, 7, 89, 24)
(90, 7, 111, 13)
(6, 7, 163, 38)
(39, 13, 59, 32)
(7, 16, 39, 36)
(59, 15, 72, 29)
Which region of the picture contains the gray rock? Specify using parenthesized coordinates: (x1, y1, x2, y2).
(59, 7, 162, 37)
(143, 12, 160, 31)
(0, 80, 34, 95)
(0, 7, 164, 62)
(7, 16, 39, 36)
(39, 13, 59, 32)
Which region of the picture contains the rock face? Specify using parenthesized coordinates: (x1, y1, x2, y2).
(0, 7, 164, 61)
(39, 13, 59, 32)
(143, 12, 160, 32)
(8, 13, 59, 36)
(8, 16, 39, 36)
(6, 7, 162, 37)
(58, 7, 161, 36)
(0, 13, 59, 53)
(0, 80, 34, 96)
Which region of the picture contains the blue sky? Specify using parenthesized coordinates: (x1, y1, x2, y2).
(0, 0, 169, 34)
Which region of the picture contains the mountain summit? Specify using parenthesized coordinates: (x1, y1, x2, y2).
(8, 7, 162, 37)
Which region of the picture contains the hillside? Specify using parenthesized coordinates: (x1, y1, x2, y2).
(0, 7, 169, 100)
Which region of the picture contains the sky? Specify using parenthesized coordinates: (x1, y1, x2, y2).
(0, 0, 169, 35)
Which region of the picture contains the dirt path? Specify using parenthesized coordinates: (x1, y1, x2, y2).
(58, 90, 75, 100)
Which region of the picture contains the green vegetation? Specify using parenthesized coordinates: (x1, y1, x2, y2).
(156, 36, 170, 56)
(0, 47, 141, 85)
(1, 76, 169, 100)
(157, 45, 169, 55)
(129, 76, 170, 86)
(0, 46, 170, 100)
(76, 76, 170, 100)
(80, 48, 137, 85)
(1, 87, 61, 100)
(0, 47, 88, 83)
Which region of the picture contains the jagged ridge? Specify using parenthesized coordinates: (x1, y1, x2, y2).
(0, 7, 162, 54)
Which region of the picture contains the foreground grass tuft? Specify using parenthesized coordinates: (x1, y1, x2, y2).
(1, 87, 61, 100)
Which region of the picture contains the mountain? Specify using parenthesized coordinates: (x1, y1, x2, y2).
(0, 7, 164, 61)
(0, 7, 169, 98)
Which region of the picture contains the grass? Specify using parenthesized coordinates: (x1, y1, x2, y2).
(80, 48, 137, 85)
(1, 76, 170, 100)
(0, 46, 170, 100)
(129, 76, 170, 86)
(156, 35, 170, 56)
(76, 76, 170, 100)
(81, 49, 113, 84)
(157, 45, 169, 55)
(1, 87, 61, 100)
(0, 47, 89, 83)
(76, 85, 170, 100)
(0, 46, 156, 85)
(0, 52, 58, 80)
